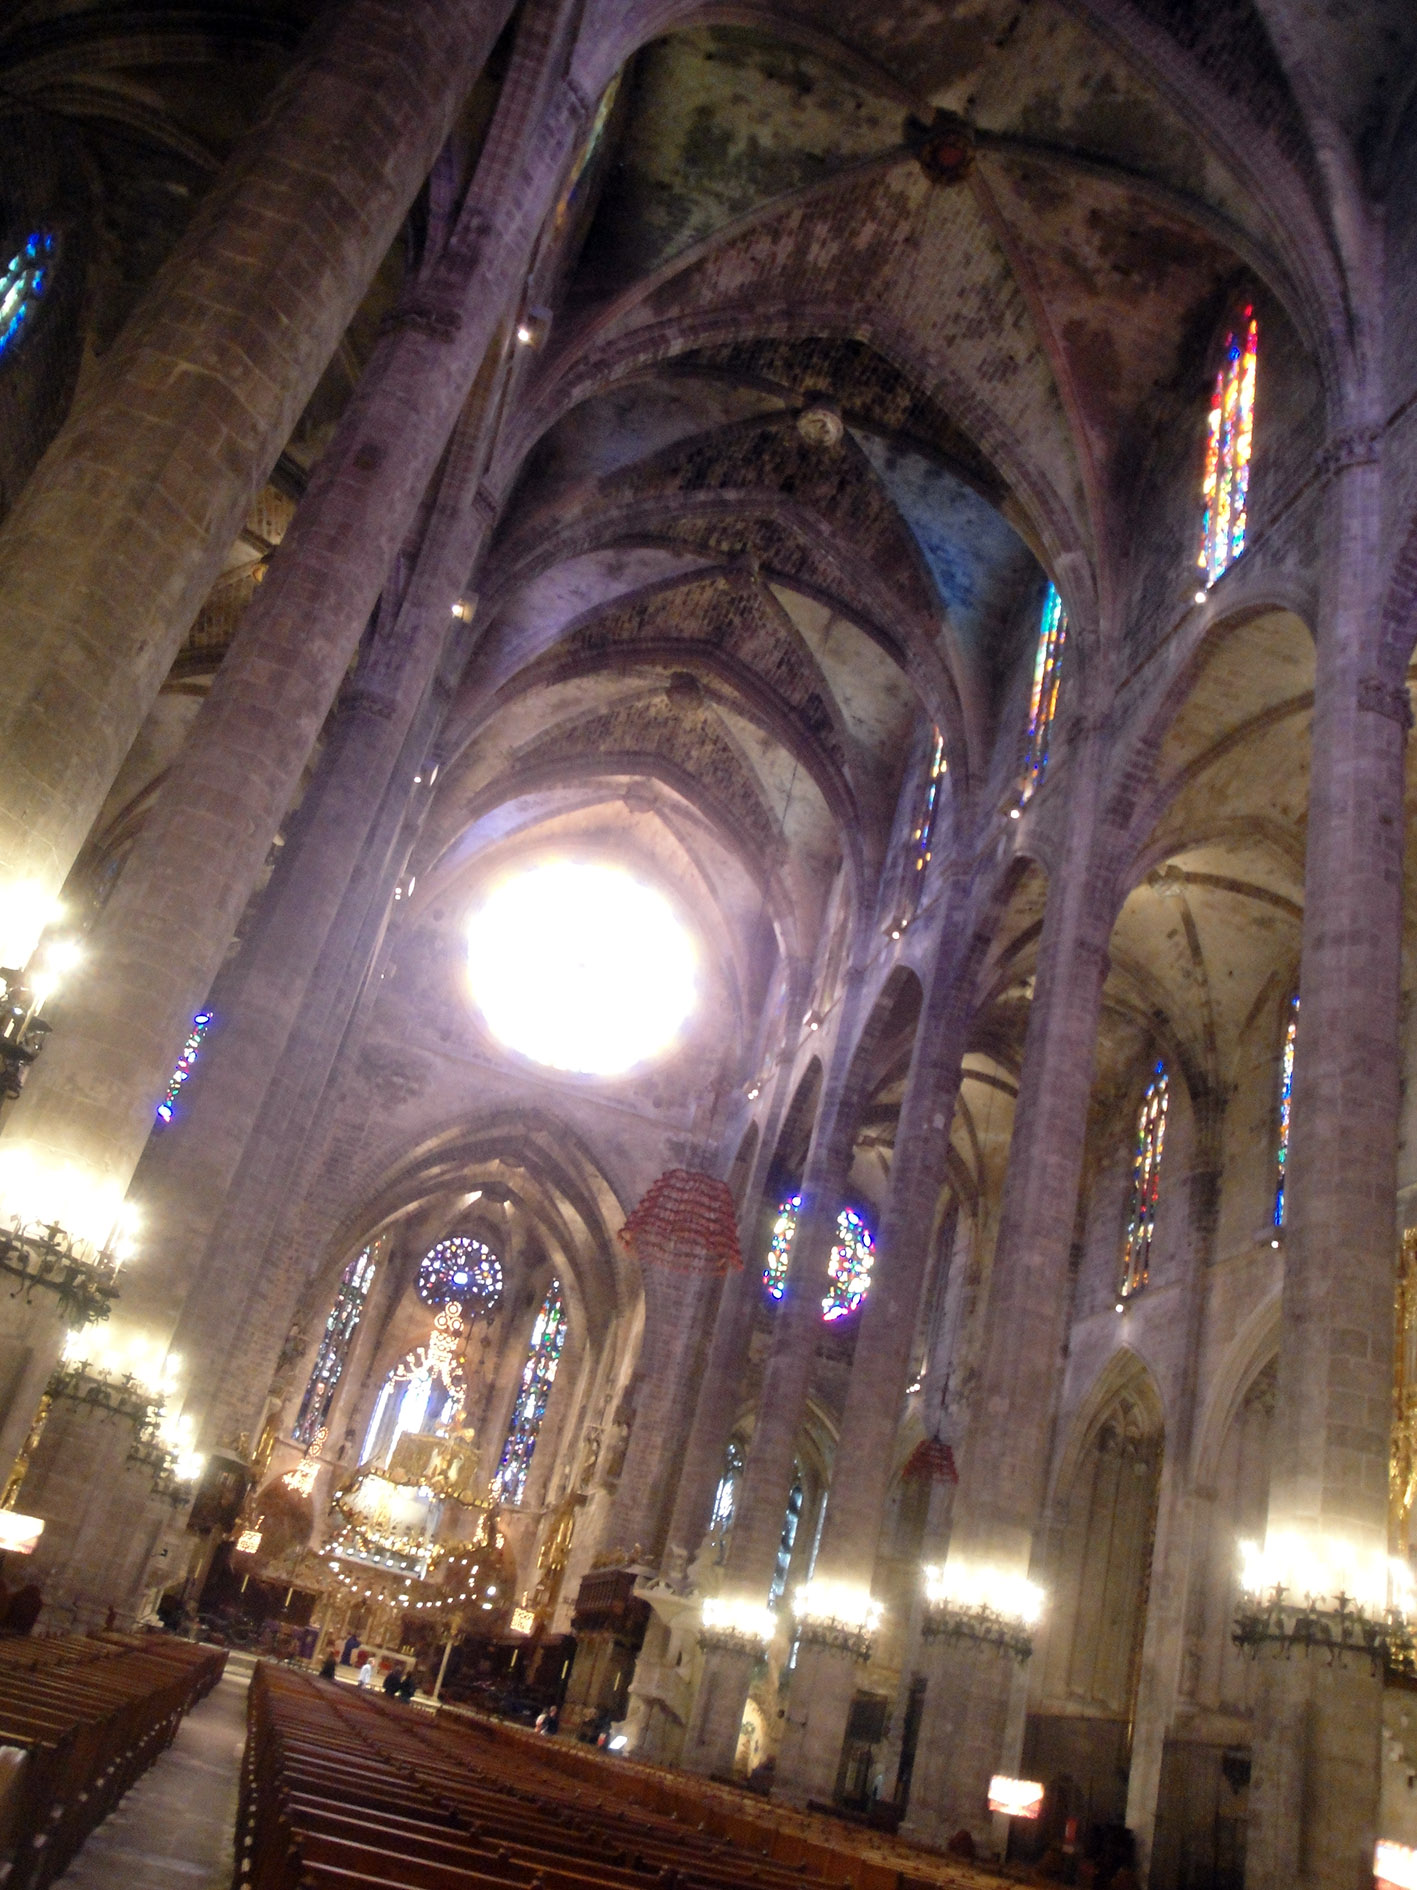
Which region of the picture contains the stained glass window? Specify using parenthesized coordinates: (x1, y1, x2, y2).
(913, 727, 946, 878)
(1274, 995, 1298, 1226)
(1019, 585, 1067, 807)
(887, 729, 947, 935)
(491, 1283, 568, 1505)
(0, 231, 55, 358)
(763, 1194, 874, 1321)
(710, 1438, 745, 1558)
(768, 1471, 805, 1607)
(1198, 310, 1258, 588)
(360, 1302, 467, 1466)
(155, 1010, 212, 1125)
(295, 1245, 378, 1446)
(417, 1235, 502, 1315)
(763, 1193, 801, 1301)
(1119, 1063, 1168, 1300)
(823, 1206, 874, 1321)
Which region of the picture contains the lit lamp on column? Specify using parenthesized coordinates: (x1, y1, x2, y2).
(792, 1578, 883, 1661)
(0, 925, 80, 1101)
(698, 1594, 776, 1655)
(0, 1170, 132, 1331)
(1232, 1531, 1417, 1672)
(922, 1559, 1045, 1662)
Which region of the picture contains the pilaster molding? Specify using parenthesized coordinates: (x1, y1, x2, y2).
(380, 300, 464, 343)
(1356, 675, 1413, 729)
(1316, 424, 1382, 480)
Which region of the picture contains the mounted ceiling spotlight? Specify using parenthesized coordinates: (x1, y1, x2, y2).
(515, 305, 551, 348)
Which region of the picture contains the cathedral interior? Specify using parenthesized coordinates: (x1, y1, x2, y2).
(0, 1, 1414, 1886)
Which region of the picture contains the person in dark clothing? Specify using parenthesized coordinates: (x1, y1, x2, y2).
(4, 1585, 43, 1636)
(318, 1653, 338, 1680)
(397, 1670, 417, 1703)
(382, 1665, 403, 1696)
(341, 1632, 360, 1665)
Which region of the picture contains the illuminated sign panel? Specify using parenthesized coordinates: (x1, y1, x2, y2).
(988, 1776, 1045, 1819)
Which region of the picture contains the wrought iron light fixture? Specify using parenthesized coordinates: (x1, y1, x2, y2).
(0, 1218, 122, 1328)
(793, 1579, 882, 1662)
(922, 1560, 1045, 1663)
(698, 1594, 775, 1655)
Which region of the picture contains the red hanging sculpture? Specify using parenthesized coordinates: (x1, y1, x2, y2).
(618, 1169, 742, 1275)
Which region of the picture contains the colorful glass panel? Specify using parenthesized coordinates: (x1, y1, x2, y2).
(823, 1206, 874, 1321)
(763, 1193, 801, 1300)
(295, 1245, 378, 1445)
(1019, 585, 1067, 806)
(1198, 311, 1258, 587)
(417, 1235, 502, 1315)
(1274, 995, 1298, 1226)
(491, 1283, 568, 1505)
(0, 231, 55, 358)
(763, 1194, 874, 1321)
(912, 728, 947, 877)
(1119, 1063, 1168, 1300)
(155, 1010, 212, 1125)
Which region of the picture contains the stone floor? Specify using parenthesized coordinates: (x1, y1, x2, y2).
(53, 1654, 250, 1890)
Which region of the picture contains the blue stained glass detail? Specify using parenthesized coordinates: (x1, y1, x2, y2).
(1119, 1062, 1168, 1299)
(491, 1283, 568, 1505)
(155, 1011, 213, 1125)
(295, 1245, 378, 1446)
(0, 231, 56, 358)
(1018, 584, 1066, 807)
(763, 1194, 874, 1321)
(1274, 995, 1298, 1226)
(417, 1235, 502, 1315)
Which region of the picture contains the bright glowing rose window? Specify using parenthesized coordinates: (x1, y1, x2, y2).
(466, 860, 698, 1074)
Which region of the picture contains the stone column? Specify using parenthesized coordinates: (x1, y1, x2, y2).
(774, 901, 975, 1804)
(661, 980, 812, 1584)
(0, 0, 589, 1246)
(1246, 442, 1400, 1890)
(680, 972, 868, 1777)
(902, 748, 1116, 1850)
(1124, 1140, 1221, 1878)
(0, 0, 514, 926)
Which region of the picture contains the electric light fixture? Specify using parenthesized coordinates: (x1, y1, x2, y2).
(1233, 1528, 1417, 1669)
(699, 1593, 775, 1652)
(923, 1558, 1045, 1660)
(793, 1578, 882, 1658)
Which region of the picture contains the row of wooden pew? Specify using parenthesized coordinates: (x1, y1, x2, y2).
(0, 1628, 225, 1889)
(239, 1668, 1007, 1890)
(241, 1665, 879, 1890)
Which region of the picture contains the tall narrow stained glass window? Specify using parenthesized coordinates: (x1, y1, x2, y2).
(1119, 1063, 1168, 1300)
(763, 1193, 874, 1320)
(1198, 309, 1258, 588)
(912, 727, 947, 879)
(0, 231, 55, 358)
(1019, 584, 1067, 807)
(295, 1245, 378, 1445)
(768, 1470, 805, 1607)
(491, 1282, 568, 1505)
(155, 1011, 213, 1125)
(710, 1438, 745, 1559)
(888, 729, 947, 935)
(1274, 995, 1298, 1226)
